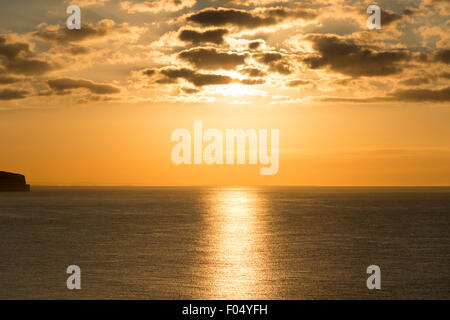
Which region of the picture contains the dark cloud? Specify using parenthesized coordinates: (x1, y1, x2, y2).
(161, 68, 233, 86)
(258, 52, 282, 64)
(380, 8, 402, 25)
(0, 36, 55, 75)
(440, 72, 450, 79)
(435, 49, 450, 64)
(178, 47, 247, 70)
(144, 67, 235, 87)
(0, 88, 29, 100)
(400, 77, 431, 86)
(240, 78, 265, 85)
(0, 75, 21, 85)
(32, 20, 132, 45)
(248, 40, 263, 50)
(403, 8, 419, 16)
(181, 87, 201, 94)
(264, 7, 317, 20)
(257, 52, 292, 75)
(211, 0, 284, 4)
(178, 29, 228, 45)
(286, 79, 311, 87)
(186, 8, 273, 29)
(186, 7, 317, 29)
(187, 73, 233, 86)
(0, 37, 29, 60)
(66, 46, 92, 56)
(142, 69, 156, 77)
(240, 67, 266, 77)
(304, 35, 410, 77)
(142, 67, 264, 88)
(269, 61, 292, 74)
(33, 25, 107, 45)
(6, 58, 55, 76)
(47, 78, 120, 94)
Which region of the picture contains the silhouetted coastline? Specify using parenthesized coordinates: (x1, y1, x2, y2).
(0, 171, 30, 192)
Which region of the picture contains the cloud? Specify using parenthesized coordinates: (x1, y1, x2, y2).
(186, 8, 272, 29)
(141, 67, 264, 88)
(399, 77, 431, 86)
(0, 37, 28, 60)
(185, 7, 317, 29)
(142, 69, 156, 77)
(181, 87, 201, 94)
(403, 8, 419, 16)
(178, 29, 228, 45)
(47, 78, 120, 94)
(286, 79, 311, 87)
(269, 61, 292, 74)
(178, 47, 248, 70)
(303, 35, 411, 77)
(258, 52, 282, 64)
(256, 52, 293, 75)
(6, 58, 55, 76)
(64, 46, 92, 56)
(240, 78, 266, 85)
(2, 0, 448, 107)
(76, 95, 119, 104)
(69, 0, 110, 6)
(390, 87, 450, 102)
(32, 20, 142, 45)
(240, 67, 266, 77)
(0, 36, 56, 75)
(321, 87, 450, 103)
(248, 40, 264, 50)
(143, 67, 234, 87)
(435, 49, 450, 64)
(0, 88, 29, 100)
(0, 75, 21, 85)
(120, 0, 196, 14)
(213, 0, 289, 5)
(379, 8, 402, 26)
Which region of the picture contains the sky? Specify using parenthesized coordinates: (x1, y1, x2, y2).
(0, 0, 449, 186)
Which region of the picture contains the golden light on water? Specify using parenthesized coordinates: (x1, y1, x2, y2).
(204, 188, 271, 299)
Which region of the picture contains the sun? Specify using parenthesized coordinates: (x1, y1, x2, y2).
(221, 84, 251, 97)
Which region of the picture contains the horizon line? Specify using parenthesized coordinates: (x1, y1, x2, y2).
(27, 185, 450, 188)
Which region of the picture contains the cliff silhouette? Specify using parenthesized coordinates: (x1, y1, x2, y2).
(0, 171, 30, 192)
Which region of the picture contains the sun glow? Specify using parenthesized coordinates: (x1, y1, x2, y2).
(204, 84, 267, 98)
(221, 84, 252, 97)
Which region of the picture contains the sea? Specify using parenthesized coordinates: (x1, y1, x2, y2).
(0, 187, 449, 299)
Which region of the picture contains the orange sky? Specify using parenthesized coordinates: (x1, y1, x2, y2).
(0, 0, 449, 186)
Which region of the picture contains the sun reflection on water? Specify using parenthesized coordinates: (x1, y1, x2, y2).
(204, 188, 271, 299)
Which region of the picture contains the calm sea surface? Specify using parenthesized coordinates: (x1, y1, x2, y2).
(0, 187, 449, 299)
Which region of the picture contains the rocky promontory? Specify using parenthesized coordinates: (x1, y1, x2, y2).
(0, 171, 30, 192)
